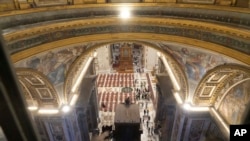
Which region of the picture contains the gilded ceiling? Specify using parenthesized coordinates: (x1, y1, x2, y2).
(16, 68, 60, 108)
(1, 3, 249, 129)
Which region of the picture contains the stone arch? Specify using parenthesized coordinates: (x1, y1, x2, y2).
(193, 64, 250, 108)
(16, 68, 60, 109)
(11, 35, 249, 106)
(11, 33, 250, 65)
(63, 41, 188, 104)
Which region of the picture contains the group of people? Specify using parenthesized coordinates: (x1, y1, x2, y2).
(134, 78, 159, 140)
(132, 47, 145, 73)
(141, 105, 155, 138)
(135, 81, 151, 101)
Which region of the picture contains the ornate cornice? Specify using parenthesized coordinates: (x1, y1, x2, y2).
(4, 17, 250, 42)
(0, 4, 249, 32)
(1, 3, 250, 17)
(11, 33, 250, 65)
(5, 21, 250, 59)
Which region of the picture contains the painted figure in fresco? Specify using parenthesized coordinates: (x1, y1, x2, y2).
(26, 46, 86, 85)
(219, 81, 250, 125)
(162, 45, 206, 81)
(160, 43, 226, 81)
(47, 50, 76, 85)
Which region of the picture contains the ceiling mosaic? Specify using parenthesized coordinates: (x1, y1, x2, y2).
(156, 42, 246, 99)
(6, 24, 250, 55)
(14, 42, 96, 85)
(218, 80, 250, 125)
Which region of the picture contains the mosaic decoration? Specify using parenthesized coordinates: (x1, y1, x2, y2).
(218, 79, 250, 124)
(7, 25, 250, 54)
(159, 43, 231, 82)
(15, 43, 93, 85)
(158, 43, 243, 99)
(121, 87, 133, 93)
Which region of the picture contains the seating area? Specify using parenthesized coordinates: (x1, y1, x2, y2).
(97, 73, 135, 87)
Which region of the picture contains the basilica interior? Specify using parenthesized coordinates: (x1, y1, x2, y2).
(0, 0, 250, 141)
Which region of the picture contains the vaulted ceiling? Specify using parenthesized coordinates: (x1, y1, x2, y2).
(1, 1, 250, 140)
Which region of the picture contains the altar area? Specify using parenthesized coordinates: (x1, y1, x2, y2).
(114, 44, 134, 73)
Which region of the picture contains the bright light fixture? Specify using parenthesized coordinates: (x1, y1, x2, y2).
(38, 109, 59, 114)
(93, 51, 97, 57)
(70, 94, 78, 106)
(173, 92, 183, 104)
(119, 7, 131, 19)
(182, 103, 209, 112)
(71, 57, 93, 93)
(28, 106, 38, 111)
(189, 106, 209, 111)
(62, 105, 71, 113)
(183, 103, 191, 110)
(157, 52, 161, 57)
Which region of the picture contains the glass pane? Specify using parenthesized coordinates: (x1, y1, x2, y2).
(0, 126, 7, 141)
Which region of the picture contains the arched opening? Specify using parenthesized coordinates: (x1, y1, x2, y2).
(1, 2, 250, 141)
(61, 41, 186, 141)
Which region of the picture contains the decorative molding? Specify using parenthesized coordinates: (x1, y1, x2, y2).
(10, 34, 250, 65)
(34, 0, 68, 7)
(193, 64, 250, 106)
(200, 86, 216, 98)
(0, 4, 250, 26)
(16, 68, 60, 107)
(64, 53, 91, 102)
(163, 54, 188, 101)
(181, 0, 215, 4)
(4, 19, 250, 55)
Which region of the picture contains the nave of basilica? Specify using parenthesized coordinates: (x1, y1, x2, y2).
(0, 1, 250, 141)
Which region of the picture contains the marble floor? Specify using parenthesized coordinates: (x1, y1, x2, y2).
(93, 73, 159, 141)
